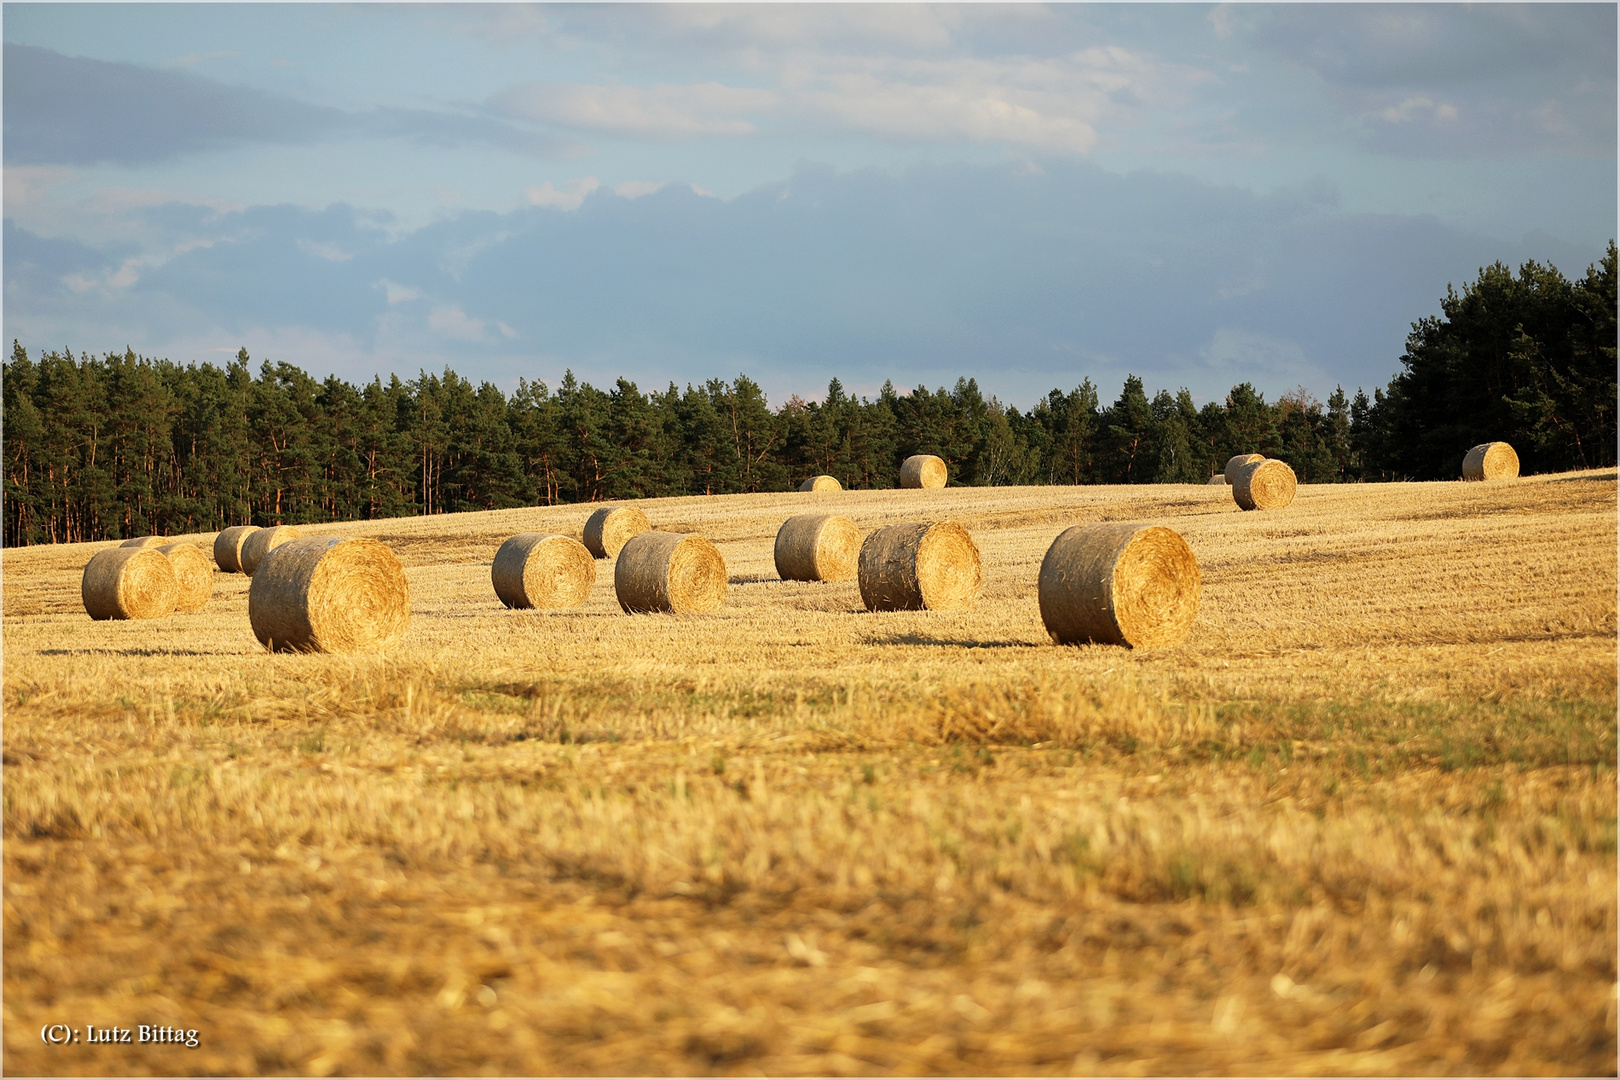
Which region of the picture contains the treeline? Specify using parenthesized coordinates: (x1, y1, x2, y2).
(3, 244, 1611, 545)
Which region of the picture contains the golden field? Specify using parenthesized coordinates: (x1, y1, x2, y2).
(3, 471, 1616, 1076)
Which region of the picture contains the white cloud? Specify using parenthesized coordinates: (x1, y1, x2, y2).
(1377, 97, 1459, 124)
(614, 180, 666, 199)
(526, 176, 601, 211)
(377, 280, 421, 305)
(498, 321, 519, 339)
(428, 304, 487, 341)
(4, 166, 75, 206)
(298, 238, 354, 263)
(496, 81, 778, 138)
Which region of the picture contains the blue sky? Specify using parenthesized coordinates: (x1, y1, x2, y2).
(4, 3, 1614, 409)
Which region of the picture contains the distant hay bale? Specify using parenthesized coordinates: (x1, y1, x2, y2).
(81, 547, 178, 621)
(239, 525, 303, 576)
(799, 475, 843, 492)
(583, 505, 651, 558)
(614, 532, 727, 614)
(248, 537, 410, 652)
(899, 455, 948, 489)
(1462, 441, 1520, 481)
(1232, 459, 1297, 511)
(492, 533, 596, 610)
(774, 514, 862, 582)
(214, 525, 259, 573)
(1206, 475, 1227, 485)
(857, 521, 982, 611)
(1038, 523, 1201, 648)
(119, 535, 168, 549)
(157, 542, 215, 612)
(1223, 454, 1265, 484)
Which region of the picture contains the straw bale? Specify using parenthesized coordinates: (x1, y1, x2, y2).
(774, 514, 862, 582)
(1232, 459, 1297, 511)
(615, 532, 727, 615)
(156, 542, 214, 612)
(798, 475, 843, 492)
(492, 533, 596, 610)
(899, 454, 948, 489)
(240, 525, 303, 576)
(1206, 475, 1227, 485)
(81, 547, 178, 621)
(248, 537, 410, 652)
(583, 505, 652, 559)
(214, 526, 259, 573)
(119, 535, 168, 549)
(1038, 523, 1201, 648)
(1223, 453, 1265, 484)
(857, 521, 982, 611)
(1462, 441, 1520, 481)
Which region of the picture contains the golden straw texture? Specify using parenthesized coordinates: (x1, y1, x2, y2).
(798, 475, 843, 492)
(774, 514, 863, 582)
(119, 535, 168, 549)
(80, 547, 178, 621)
(1233, 459, 1297, 511)
(239, 525, 303, 576)
(1462, 442, 1520, 481)
(248, 537, 410, 653)
(1038, 523, 1201, 648)
(899, 455, 948, 489)
(583, 505, 652, 559)
(156, 542, 215, 613)
(615, 532, 727, 615)
(1206, 475, 1227, 485)
(491, 533, 597, 610)
(1223, 453, 1266, 484)
(858, 521, 983, 611)
(213, 526, 259, 573)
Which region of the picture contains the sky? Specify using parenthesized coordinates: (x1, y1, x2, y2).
(3, 3, 1615, 410)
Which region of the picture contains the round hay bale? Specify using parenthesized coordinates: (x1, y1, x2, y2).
(1038, 523, 1200, 648)
(239, 524, 303, 576)
(799, 475, 843, 492)
(774, 514, 862, 582)
(492, 533, 597, 610)
(81, 547, 178, 621)
(248, 537, 410, 652)
(1232, 459, 1297, 511)
(214, 525, 259, 573)
(1462, 441, 1520, 481)
(1206, 474, 1227, 485)
(583, 505, 652, 559)
(614, 532, 727, 614)
(857, 521, 982, 612)
(899, 454, 947, 489)
(156, 542, 215, 612)
(1223, 454, 1265, 484)
(119, 535, 168, 549)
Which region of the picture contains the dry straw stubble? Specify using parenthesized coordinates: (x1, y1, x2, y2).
(248, 537, 410, 652)
(156, 542, 215, 612)
(1224, 453, 1266, 484)
(239, 525, 304, 576)
(858, 520, 982, 611)
(798, 475, 842, 492)
(583, 505, 652, 558)
(615, 531, 727, 614)
(1233, 458, 1297, 511)
(491, 533, 596, 610)
(1039, 522, 1201, 648)
(774, 514, 863, 582)
(899, 454, 948, 489)
(213, 525, 259, 573)
(1463, 441, 1520, 481)
(80, 547, 179, 621)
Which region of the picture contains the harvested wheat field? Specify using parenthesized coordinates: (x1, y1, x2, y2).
(3, 471, 1616, 1076)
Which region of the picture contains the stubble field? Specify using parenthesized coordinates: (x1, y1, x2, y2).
(3, 471, 1616, 1076)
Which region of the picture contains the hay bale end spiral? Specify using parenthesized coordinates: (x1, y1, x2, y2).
(799, 475, 843, 492)
(614, 532, 727, 614)
(857, 521, 982, 611)
(1223, 454, 1265, 485)
(248, 537, 410, 652)
(583, 505, 652, 559)
(774, 514, 862, 582)
(899, 455, 948, 489)
(157, 542, 215, 612)
(1039, 523, 1201, 648)
(1462, 442, 1520, 481)
(214, 525, 259, 573)
(1232, 459, 1297, 511)
(492, 533, 596, 610)
(82, 547, 178, 621)
(240, 525, 304, 576)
